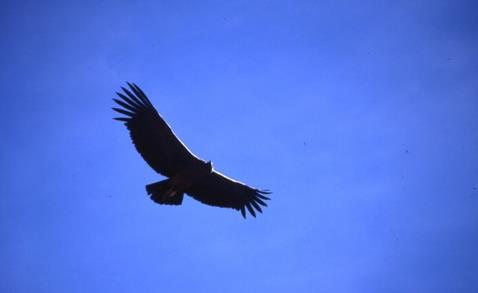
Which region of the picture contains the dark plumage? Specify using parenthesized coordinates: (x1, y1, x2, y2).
(113, 83, 270, 218)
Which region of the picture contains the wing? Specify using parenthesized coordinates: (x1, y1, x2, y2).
(186, 171, 271, 218)
(113, 82, 198, 177)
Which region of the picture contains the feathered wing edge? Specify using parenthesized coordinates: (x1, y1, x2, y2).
(239, 189, 271, 219)
(112, 82, 152, 123)
(191, 188, 271, 219)
(186, 171, 272, 219)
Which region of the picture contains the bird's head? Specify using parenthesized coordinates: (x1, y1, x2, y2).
(206, 160, 213, 173)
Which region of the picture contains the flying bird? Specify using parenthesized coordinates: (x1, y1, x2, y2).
(112, 83, 270, 218)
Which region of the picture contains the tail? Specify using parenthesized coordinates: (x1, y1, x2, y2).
(146, 179, 184, 205)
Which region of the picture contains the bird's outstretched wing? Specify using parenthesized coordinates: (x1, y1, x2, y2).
(186, 171, 271, 218)
(113, 83, 197, 177)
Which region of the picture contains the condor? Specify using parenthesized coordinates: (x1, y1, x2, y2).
(113, 83, 270, 218)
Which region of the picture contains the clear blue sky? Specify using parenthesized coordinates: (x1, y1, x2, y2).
(1, 1, 477, 292)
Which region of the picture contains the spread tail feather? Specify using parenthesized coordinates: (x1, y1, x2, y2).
(146, 180, 184, 205)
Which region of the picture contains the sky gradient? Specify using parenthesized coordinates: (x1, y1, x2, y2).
(1, 1, 478, 292)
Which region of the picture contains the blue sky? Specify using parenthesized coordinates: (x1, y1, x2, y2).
(1, 0, 477, 292)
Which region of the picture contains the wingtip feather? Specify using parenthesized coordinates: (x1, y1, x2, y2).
(254, 197, 268, 207)
(112, 107, 134, 117)
(250, 200, 262, 213)
(256, 193, 271, 200)
(113, 98, 138, 112)
(132, 82, 151, 99)
(240, 206, 246, 218)
(121, 86, 145, 107)
(127, 82, 153, 107)
(113, 117, 130, 122)
(245, 203, 256, 217)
